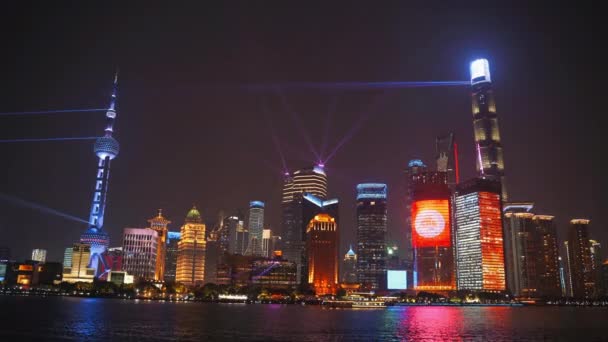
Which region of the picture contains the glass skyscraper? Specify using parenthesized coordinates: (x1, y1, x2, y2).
(247, 201, 265, 256)
(164, 231, 180, 283)
(355, 183, 387, 290)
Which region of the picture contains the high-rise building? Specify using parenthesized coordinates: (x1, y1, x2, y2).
(282, 165, 328, 203)
(262, 229, 272, 258)
(355, 183, 387, 290)
(164, 231, 180, 282)
(470, 59, 507, 201)
(284, 192, 339, 286)
(503, 202, 535, 296)
(247, 201, 265, 256)
(565, 219, 594, 298)
(216, 211, 230, 255)
(205, 233, 219, 285)
(148, 209, 170, 281)
(63, 247, 73, 268)
(306, 213, 338, 295)
(435, 133, 460, 190)
(342, 246, 357, 284)
(31, 249, 47, 263)
(225, 214, 242, 255)
(411, 171, 455, 292)
(62, 243, 95, 283)
(80, 74, 120, 276)
(270, 235, 282, 256)
(405, 160, 427, 263)
(454, 177, 505, 292)
(532, 215, 562, 297)
(590, 240, 603, 297)
(176, 206, 206, 286)
(122, 228, 158, 280)
(235, 220, 248, 255)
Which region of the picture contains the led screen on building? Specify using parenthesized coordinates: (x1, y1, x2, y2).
(412, 199, 450, 248)
(387, 270, 408, 290)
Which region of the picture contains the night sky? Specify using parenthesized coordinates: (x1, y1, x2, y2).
(1, 3, 604, 262)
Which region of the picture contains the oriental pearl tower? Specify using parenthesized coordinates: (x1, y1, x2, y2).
(80, 73, 120, 276)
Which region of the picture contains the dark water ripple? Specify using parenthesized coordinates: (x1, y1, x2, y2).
(1, 296, 607, 341)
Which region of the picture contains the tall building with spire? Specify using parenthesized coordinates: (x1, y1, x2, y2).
(80, 73, 120, 277)
(148, 209, 171, 281)
(470, 59, 507, 201)
(176, 206, 206, 286)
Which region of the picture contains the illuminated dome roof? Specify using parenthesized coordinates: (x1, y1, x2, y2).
(94, 136, 120, 160)
(185, 206, 202, 223)
(346, 246, 356, 256)
(408, 159, 425, 168)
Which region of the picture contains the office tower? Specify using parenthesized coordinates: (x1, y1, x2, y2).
(205, 234, 219, 285)
(80, 74, 120, 276)
(282, 165, 328, 203)
(306, 213, 338, 295)
(355, 183, 388, 290)
(342, 246, 358, 284)
(164, 231, 180, 282)
(31, 249, 47, 263)
(565, 219, 594, 298)
(63, 247, 73, 268)
(590, 240, 603, 296)
(405, 160, 427, 263)
(62, 243, 95, 283)
(0, 247, 10, 262)
(216, 211, 230, 255)
(532, 215, 562, 297)
(411, 171, 455, 292)
(284, 193, 339, 286)
(470, 59, 507, 201)
(235, 220, 249, 255)
(148, 209, 170, 281)
(262, 229, 272, 258)
(435, 133, 460, 190)
(454, 177, 505, 292)
(503, 202, 535, 296)
(122, 228, 158, 280)
(225, 215, 240, 254)
(176, 206, 206, 286)
(247, 201, 265, 256)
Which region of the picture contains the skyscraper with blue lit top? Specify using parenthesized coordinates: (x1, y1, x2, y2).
(80, 74, 120, 277)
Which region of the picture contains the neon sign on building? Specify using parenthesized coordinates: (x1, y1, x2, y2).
(411, 199, 451, 248)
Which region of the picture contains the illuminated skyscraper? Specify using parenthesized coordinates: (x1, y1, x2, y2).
(164, 231, 180, 282)
(356, 183, 388, 290)
(342, 246, 358, 284)
(532, 215, 562, 297)
(31, 249, 47, 263)
(247, 201, 265, 256)
(80, 74, 120, 276)
(565, 219, 594, 298)
(148, 209, 170, 281)
(411, 171, 455, 292)
(176, 206, 206, 286)
(470, 59, 507, 200)
(62, 243, 95, 283)
(454, 177, 505, 292)
(307, 213, 338, 295)
(225, 214, 242, 255)
(282, 165, 328, 203)
(262, 229, 272, 258)
(63, 247, 72, 268)
(122, 228, 158, 280)
(589, 239, 603, 297)
(405, 160, 427, 263)
(503, 202, 535, 296)
(435, 133, 460, 190)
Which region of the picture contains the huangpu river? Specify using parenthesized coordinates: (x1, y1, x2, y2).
(1, 296, 607, 341)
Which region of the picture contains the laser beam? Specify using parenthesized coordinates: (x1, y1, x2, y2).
(0, 192, 89, 224)
(243, 81, 469, 91)
(0, 137, 98, 143)
(319, 96, 338, 161)
(276, 89, 321, 160)
(261, 98, 289, 174)
(0, 108, 106, 116)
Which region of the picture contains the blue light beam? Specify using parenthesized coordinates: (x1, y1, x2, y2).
(0, 192, 89, 224)
(0, 108, 106, 116)
(0, 137, 98, 143)
(276, 89, 321, 160)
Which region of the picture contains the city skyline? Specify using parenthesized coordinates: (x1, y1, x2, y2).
(0, 4, 604, 266)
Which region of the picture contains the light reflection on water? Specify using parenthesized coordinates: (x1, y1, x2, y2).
(1, 297, 608, 341)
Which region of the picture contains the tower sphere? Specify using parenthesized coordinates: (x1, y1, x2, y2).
(94, 136, 120, 160)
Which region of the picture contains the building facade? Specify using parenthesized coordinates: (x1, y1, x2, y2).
(342, 246, 357, 284)
(454, 177, 505, 292)
(176, 206, 206, 286)
(164, 231, 180, 282)
(411, 171, 455, 292)
(503, 202, 535, 296)
(31, 249, 47, 263)
(470, 59, 507, 200)
(62, 243, 95, 283)
(355, 183, 387, 290)
(566, 219, 594, 298)
(247, 201, 265, 256)
(148, 209, 170, 281)
(122, 228, 158, 280)
(306, 213, 338, 295)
